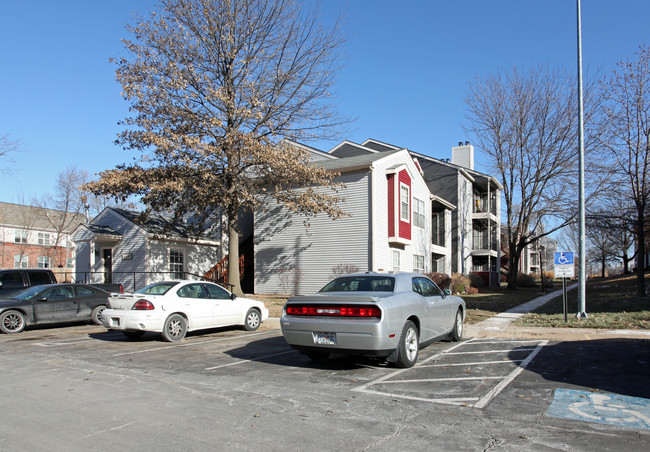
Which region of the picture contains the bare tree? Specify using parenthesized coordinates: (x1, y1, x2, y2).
(35, 167, 88, 267)
(464, 66, 599, 289)
(0, 134, 21, 173)
(85, 0, 349, 295)
(598, 45, 650, 297)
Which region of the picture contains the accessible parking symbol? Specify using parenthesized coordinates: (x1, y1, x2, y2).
(547, 388, 650, 430)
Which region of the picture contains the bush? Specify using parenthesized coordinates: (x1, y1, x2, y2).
(425, 272, 451, 290)
(517, 272, 537, 288)
(469, 273, 485, 288)
(451, 273, 471, 294)
(467, 286, 479, 295)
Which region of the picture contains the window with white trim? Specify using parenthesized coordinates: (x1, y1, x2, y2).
(169, 250, 185, 279)
(14, 230, 27, 244)
(400, 184, 410, 222)
(38, 256, 51, 268)
(14, 255, 27, 268)
(413, 198, 425, 229)
(392, 250, 401, 272)
(38, 232, 50, 246)
(413, 254, 425, 274)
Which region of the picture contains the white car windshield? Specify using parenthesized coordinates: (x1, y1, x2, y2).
(136, 282, 180, 295)
(319, 276, 395, 292)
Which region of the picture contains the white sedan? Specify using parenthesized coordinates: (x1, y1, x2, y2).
(102, 280, 269, 342)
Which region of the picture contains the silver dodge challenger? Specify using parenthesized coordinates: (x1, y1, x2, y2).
(280, 272, 465, 367)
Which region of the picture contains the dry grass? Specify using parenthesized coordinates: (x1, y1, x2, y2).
(516, 273, 650, 329)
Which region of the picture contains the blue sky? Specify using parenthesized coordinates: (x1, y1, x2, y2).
(1, 0, 648, 204)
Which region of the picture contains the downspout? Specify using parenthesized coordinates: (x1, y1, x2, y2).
(369, 165, 375, 271)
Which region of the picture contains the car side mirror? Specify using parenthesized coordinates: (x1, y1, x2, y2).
(0, 281, 3, 288)
(443, 289, 451, 296)
(37, 297, 48, 302)
(230, 293, 237, 300)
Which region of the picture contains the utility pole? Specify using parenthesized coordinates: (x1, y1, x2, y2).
(576, 0, 587, 318)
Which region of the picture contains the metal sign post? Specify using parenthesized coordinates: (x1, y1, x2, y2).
(554, 252, 575, 322)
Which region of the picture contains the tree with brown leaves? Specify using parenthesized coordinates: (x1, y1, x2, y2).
(85, 0, 349, 294)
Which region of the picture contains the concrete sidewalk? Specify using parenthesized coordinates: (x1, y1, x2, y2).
(465, 284, 650, 341)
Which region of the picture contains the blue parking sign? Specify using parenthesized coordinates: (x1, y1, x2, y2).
(554, 252, 574, 266)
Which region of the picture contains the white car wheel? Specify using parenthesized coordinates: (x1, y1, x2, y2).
(244, 308, 261, 331)
(162, 314, 187, 342)
(395, 320, 418, 368)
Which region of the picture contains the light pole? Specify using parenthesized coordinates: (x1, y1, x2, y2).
(576, 0, 587, 318)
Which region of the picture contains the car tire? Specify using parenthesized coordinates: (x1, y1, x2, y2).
(450, 309, 463, 342)
(395, 320, 418, 368)
(91, 305, 106, 325)
(0, 310, 27, 334)
(161, 314, 187, 342)
(243, 308, 261, 331)
(123, 330, 145, 340)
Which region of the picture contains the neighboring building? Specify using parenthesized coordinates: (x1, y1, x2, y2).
(71, 207, 223, 291)
(326, 139, 502, 287)
(0, 201, 83, 281)
(254, 148, 446, 295)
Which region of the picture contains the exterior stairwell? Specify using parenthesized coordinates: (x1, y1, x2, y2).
(202, 236, 254, 292)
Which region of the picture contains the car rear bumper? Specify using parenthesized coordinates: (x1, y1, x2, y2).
(101, 308, 164, 332)
(280, 316, 398, 356)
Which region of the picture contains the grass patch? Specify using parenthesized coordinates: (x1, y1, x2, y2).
(463, 283, 560, 324)
(515, 273, 650, 329)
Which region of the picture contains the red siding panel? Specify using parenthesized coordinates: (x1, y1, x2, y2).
(387, 174, 395, 238)
(398, 170, 411, 240)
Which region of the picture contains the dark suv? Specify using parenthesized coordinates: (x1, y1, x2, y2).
(0, 269, 57, 297)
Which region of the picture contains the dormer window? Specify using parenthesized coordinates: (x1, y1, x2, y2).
(400, 184, 410, 222)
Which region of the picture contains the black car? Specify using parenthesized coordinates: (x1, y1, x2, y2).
(0, 284, 110, 334)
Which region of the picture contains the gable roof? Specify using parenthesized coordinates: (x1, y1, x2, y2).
(0, 201, 85, 233)
(315, 149, 403, 173)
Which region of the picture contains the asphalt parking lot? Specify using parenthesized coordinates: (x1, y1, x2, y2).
(1, 323, 649, 451)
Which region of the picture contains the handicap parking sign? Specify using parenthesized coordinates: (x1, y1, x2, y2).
(554, 252, 574, 266)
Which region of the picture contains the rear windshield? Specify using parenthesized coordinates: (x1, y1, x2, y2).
(136, 281, 179, 295)
(319, 276, 395, 293)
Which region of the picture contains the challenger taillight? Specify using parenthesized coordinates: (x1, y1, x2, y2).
(285, 305, 381, 318)
(132, 299, 155, 310)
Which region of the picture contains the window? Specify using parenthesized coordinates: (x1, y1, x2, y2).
(14, 230, 27, 244)
(14, 255, 27, 268)
(319, 276, 395, 293)
(169, 250, 185, 279)
(38, 256, 51, 269)
(400, 184, 410, 222)
(38, 232, 50, 246)
(392, 250, 401, 272)
(205, 283, 232, 299)
(177, 283, 207, 299)
(413, 198, 425, 229)
(413, 254, 425, 274)
(66, 258, 74, 268)
(412, 277, 443, 297)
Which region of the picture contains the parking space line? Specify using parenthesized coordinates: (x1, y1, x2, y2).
(473, 340, 547, 409)
(111, 330, 280, 357)
(204, 349, 297, 370)
(422, 359, 524, 368)
(353, 338, 548, 409)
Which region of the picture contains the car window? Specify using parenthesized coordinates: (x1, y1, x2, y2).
(0, 272, 23, 284)
(42, 286, 74, 300)
(412, 278, 443, 297)
(136, 282, 179, 295)
(204, 283, 231, 300)
(319, 276, 395, 292)
(27, 271, 53, 285)
(75, 286, 95, 297)
(177, 283, 207, 299)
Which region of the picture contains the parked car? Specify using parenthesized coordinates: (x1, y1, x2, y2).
(0, 284, 111, 334)
(281, 272, 466, 368)
(102, 280, 269, 342)
(0, 269, 57, 297)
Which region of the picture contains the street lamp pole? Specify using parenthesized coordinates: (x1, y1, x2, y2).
(576, 0, 587, 318)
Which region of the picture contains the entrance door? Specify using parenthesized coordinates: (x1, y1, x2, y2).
(103, 249, 113, 283)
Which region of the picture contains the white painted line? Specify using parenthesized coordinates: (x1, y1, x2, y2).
(473, 340, 548, 409)
(445, 348, 537, 355)
(35, 338, 96, 347)
(377, 376, 505, 384)
(352, 340, 468, 393)
(422, 359, 524, 368)
(204, 350, 296, 370)
(112, 330, 280, 357)
(360, 389, 479, 406)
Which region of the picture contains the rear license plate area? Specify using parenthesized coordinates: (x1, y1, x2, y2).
(313, 332, 336, 345)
